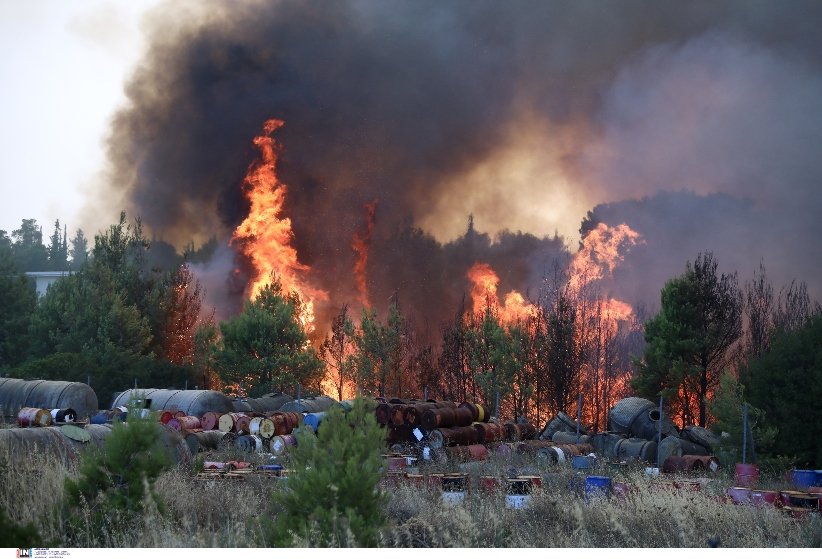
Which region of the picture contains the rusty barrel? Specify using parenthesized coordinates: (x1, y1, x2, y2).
(515, 440, 555, 455)
(200, 411, 220, 431)
(421, 406, 457, 431)
(479, 476, 501, 492)
(159, 411, 175, 425)
(17, 407, 52, 427)
(474, 421, 504, 443)
(173, 416, 201, 432)
(458, 402, 479, 422)
(403, 402, 439, 426)
(218, 412, 246, 432)
(249, 417, 276, 439)
(504, 422, 536, 442)
(271, 434, 297, 455)
(734, 463, 760, 488)
(390, 404, 407, 426)
(375, 403, 393, 425)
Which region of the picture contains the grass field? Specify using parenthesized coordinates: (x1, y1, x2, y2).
(1, 440, 820, 548)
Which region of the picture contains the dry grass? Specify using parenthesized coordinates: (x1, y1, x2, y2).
(1, 439, 819, 548)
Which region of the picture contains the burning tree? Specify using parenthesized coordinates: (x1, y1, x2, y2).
(212, 279, 323, 397)
(319, 304, 357, 400)
(632, 252, 743, 427)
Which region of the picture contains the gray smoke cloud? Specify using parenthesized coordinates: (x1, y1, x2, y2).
(93, 0, 822, 329)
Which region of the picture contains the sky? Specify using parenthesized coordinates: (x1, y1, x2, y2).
(0, 0, 161, 237)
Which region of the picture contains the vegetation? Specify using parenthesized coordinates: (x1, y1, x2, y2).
(211, 280, 323, 396)
(632, 252, 743, 427)
(263, 396, 387, 546)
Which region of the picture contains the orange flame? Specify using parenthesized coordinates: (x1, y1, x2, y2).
(231, 119, 328, 333)
(569, 222, 641, 292)
(352, 199, 378, 308)
(466, 262, 536, 322)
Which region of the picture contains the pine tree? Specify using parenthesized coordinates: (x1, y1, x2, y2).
(264, 396, 387, 547)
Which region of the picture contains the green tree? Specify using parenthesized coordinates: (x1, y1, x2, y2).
(0, 242, 37, 369)
(632, 252, 742, 427)
(64, 400, 172, 544)
(745, 315, 822, 466)
(11, 218, 48, 271)
(708, 370, 776, 466)
(464, 309, 515, 418)
(353, 304, 404, 398)
(47, 220, 69, 270)
(263, 396, 386, 547)
(213, 279, 323, 396)
(69, 228, 89, 267)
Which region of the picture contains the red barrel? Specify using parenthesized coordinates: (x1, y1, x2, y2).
(390, 405, 407, 426)
(175, 416, 201, 431)
(159, 411, 175, 425)
(200, 411, 220, 431)
(735, 463, 760, 488)
(421, 407, 456, 431)
(17, 407, 52, 427)
(235, 415, 251, 434)
(375, 403, 392, 425)
(458, 402, 479, 422)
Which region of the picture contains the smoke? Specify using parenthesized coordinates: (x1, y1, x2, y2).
(95, 0, 822, 328)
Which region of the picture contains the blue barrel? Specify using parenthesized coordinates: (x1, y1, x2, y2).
(572, 455, 595, 470)
(90, 411, 110, 424)
(792, 469, 818, 489)
(258, 464, 284, 472)
(303, 412, 328, 433)
(584, 475, 612, 501)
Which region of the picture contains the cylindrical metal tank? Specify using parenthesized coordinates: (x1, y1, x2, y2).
(0, 378, 98, 419)
(243, 392, 293, 413)
(681, 425, 720, 453)
(185, 430, 225, 454)
(591, 432, 627, 458)
(539, 412, 580, 440)
(613, 437, 658, 463)
(110, 389, 234, 418)
(629, 407, 679, 440)
(608, 397, 655, 435)
(277, 396, 338, 413)
(551, 431, 592, 446)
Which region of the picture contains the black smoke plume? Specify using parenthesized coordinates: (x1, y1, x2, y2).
(97, 0, 822, 331)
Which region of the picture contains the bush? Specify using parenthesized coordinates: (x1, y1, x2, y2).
(262, 396, 387, 546)
(64, 398, 172, 543)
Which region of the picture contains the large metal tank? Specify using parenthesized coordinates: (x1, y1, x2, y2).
(242, 392, 293, 413)
(608, 397, 655, 434)
(110, 389, 233, 417)
(278, 395, 338, 413)
(0, 378, 98, 419)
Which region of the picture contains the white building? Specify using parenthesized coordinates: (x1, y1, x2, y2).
(24, 271, 72, 297)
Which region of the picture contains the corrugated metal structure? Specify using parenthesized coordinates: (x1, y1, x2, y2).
(239, 392, 293, 413)
(110, 389, 234, 417)
(0, 378, 98, 419)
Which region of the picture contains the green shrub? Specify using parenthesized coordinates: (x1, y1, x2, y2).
(263, 396, 387, 546)
(64, 398, 172, 543)
(0, 504, 44, 547)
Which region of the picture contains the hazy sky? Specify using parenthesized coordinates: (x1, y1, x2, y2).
(0, 0, 160, 236)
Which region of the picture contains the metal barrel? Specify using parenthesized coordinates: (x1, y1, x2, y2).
(614, 437, 658, 463)
(235, 414, 252, 434)
(504, 421, 536, 442)
(734, 463, 760, 487)
(608, 397, 655, 435)
(174, 416, 202, 432)
(303, 412, 328, 434)
(235, 434, 265, 453)
(270, 434, 297, 455)
(458, 402, 479, 422)
(390, 404, 407, 426)
(584, 476, 612, 501)
(218, 412, 246, 432)
(539, 411, 579, 440)
(680, 425, 721, 453)
(447, 443, 489, 462)
(375, 403, 392, 425)
(159, 411, 175, 424)
(249, 417, 276, 439)
(50, 408, 77, 423)
(591, 432, 626, 459)
(200, 411, 220, 430)
(629, 407, 678, 440)
(421, 407, 456, 431)
(16, 407, 52, 427)
(0, 378, 98, 420)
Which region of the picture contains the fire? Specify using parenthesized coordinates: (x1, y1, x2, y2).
(231, 119, 328, 333)
(466, 262, 536, 322)
(352, 199, 378, 308)
(569, 222, 641, 292)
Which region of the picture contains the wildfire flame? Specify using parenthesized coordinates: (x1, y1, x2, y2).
(352, 199, 378, 308)
(467, 262, 536, 322)
(569, 222, 641, 292)
(231, 118, 328, 333)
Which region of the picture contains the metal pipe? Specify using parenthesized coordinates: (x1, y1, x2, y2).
(742, 402, 748, 464)
(576, 393, 582, 443)
(656, 396, 663, 469)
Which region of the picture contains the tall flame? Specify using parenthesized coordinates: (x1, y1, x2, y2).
(352, 199, 378, 308)
(467, 262, 536, 322)
(569, 222, 641, 292)
(231, 118, 328, 333)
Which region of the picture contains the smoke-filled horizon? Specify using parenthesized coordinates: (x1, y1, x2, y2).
(92, 0, 822, 330)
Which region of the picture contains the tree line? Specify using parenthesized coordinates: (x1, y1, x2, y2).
(1, 214, 819, 465)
